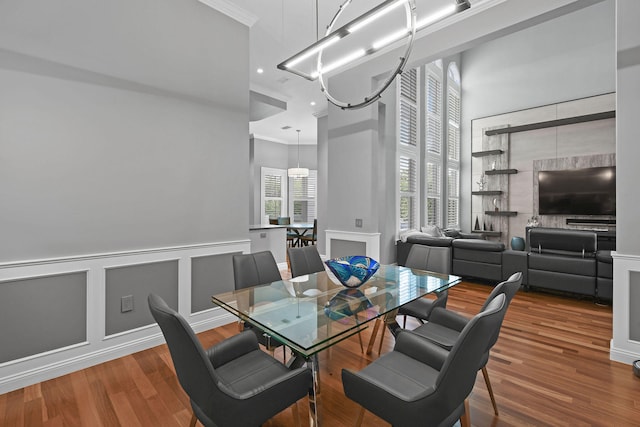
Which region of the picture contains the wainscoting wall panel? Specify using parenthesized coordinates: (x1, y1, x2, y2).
(0, 239, 249, 393)
(191, 252, 239, 314)
(105, 260, 179, 336)
(0, 272, 87, 363)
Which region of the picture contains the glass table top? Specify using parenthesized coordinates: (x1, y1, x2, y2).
(212, 264, 461, 358)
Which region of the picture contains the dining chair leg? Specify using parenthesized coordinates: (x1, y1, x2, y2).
(189, 412, 197, 427)
(460, 399, 471, 427)
(402, 314, 407, 329)
(482, 366, 499, 415)
(291, 401, 301, 427)
(377, 325, 386, 355)
(355, 406, 365, 427)
(366, 318, 381, 354)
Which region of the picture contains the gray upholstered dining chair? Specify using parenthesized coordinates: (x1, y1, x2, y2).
(342, 292, 509, 427)
(287, 245, 325, 278)
(398, 244, 451, 328)
(410, 271, 523, 416)
(148, 294, 312, 427)
(232, 251, 285, 355)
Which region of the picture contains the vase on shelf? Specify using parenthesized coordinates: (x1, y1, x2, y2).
(511, 236, 525, 251)
(474, 216, 480, 231)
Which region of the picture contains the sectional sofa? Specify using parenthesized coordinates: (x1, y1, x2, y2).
(396, 227, 614, 301)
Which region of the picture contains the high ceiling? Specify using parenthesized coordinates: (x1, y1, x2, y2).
(236, 0, 474, 145)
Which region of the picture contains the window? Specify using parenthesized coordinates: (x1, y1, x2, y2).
(289, 170, 317, 223)
(425, 60, 443, 226)
(397, 68, 419, 231)
(396, 58, 461, 233)
(261, 167, 287, 220)
(446, 62, 461, 228)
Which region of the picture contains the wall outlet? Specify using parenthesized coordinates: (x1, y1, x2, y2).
(355, 218, 363, 228)
(121, 295, 134, 313)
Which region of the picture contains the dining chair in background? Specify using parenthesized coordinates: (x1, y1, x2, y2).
(277, 216, 298, 247)
(398, 244, 451, 328)
(410, 272, 523, 416)
(287, 245, 325, 278)
(342, 292, 509, 427)
(232, 251, 286, 356)
(367, 244, 450, 354)
(299, 218, 317, 246)
(148, 293, 312, 427)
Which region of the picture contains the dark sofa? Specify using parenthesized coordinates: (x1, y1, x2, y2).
(396, 227, 615, 301)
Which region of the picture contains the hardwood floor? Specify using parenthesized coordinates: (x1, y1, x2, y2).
(2, 281, 639, 426)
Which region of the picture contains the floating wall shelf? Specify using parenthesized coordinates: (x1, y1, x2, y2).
(472, 190, 503, 196)
(485, 211, 517, 216)
(485, 169, 518, 175)
(472, 149, 504, 157)
(484, 111, 615, 136)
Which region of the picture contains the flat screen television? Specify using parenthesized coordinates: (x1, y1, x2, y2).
(538, 166, 616, 216)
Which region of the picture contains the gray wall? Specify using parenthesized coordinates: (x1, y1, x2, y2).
(460, 0, 616, 230)
(616, 0, 640, 255)
(0, 0, 250, 262)
(317, 115, 329, 254)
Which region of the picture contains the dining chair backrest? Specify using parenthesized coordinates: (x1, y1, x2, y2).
(148, 294, 220, 417)
(277, 217, 291, 225)
(480, 271, 522, 350)
(404, 244, 451, 274)
(435, 293, 507, 413)
(288, 245, 325, 278)
(232, 251, 282, 290)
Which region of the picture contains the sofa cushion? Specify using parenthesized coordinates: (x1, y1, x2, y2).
(452, 239, 505, 252)
(406, 235, 454, 247)
(453, 248, 502, 265)
(528, 228, 597, 257)
(596, 250, 613, 264)
(528, 253, 596, 276)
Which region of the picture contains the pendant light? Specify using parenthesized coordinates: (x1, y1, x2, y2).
(288, 130, 309, 178)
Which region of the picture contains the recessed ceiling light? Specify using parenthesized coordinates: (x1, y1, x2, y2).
(310, 101, 316, 106)
(256, 68, 264, 74)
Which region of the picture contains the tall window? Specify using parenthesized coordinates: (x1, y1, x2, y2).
(397, 58, 461, 233)
(424, 60, 443, 226)
(398, 68, 419, 231)
(289, 171, 317, 223)
(261, 167, 287, 220)
(446, 62, 461, 228)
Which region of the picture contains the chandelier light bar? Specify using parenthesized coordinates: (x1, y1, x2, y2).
(277, 0, 470, 83)
(347, 0, 406, 34)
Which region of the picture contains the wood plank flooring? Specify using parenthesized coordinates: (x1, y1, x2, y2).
(2, 281, 639, 426)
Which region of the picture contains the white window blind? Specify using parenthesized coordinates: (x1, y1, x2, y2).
(425, 62, 443, 226)
(446, 62, 461, 228)
(261, 167, 287, 220)
(289, 170, 317, 223)
(399, 156, 417, 230)
(398, 68, 419, 231)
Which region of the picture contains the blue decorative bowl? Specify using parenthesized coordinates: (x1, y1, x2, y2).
(324, 256, 380, 288)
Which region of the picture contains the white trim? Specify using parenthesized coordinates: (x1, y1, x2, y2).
(197, 0, 258, 27)
(0, 240, 248, 393)
(325, 230, 381, 261)
(610, 251, 640, 364)
(0, 240, 249, 269)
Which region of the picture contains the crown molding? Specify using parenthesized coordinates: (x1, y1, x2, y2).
(197, 0, 258, 27)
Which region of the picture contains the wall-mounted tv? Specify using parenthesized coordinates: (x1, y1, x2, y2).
(538, 166, 616, 216)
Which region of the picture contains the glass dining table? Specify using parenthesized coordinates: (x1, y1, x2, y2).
(211, 264, 461, 426)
